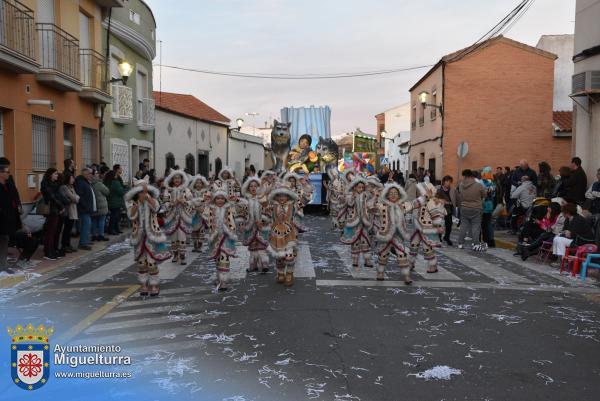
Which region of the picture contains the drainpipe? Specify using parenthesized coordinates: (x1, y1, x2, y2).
(98, 8, 113, 164)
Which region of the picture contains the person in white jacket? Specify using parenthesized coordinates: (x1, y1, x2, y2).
(509, 176, 537, 232)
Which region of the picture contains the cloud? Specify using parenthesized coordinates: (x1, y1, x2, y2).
(147, 0, 575, 135)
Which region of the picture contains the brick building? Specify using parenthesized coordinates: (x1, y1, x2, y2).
(408, 36, 572, 182)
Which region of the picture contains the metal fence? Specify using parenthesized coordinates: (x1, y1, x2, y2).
(111, 84, 133, 120)
(32, 115, 55, 171)
(0, 0, 36, 61)
(82, 127, 98, 167)
(80, 49, 107, 92)
(36, 22, 80, 80)
(137, 97, 155, 128)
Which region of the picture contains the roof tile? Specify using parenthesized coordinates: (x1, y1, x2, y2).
(153, 91, 230, 125)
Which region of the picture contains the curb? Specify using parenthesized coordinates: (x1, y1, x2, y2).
(0, 232, 130, 289)
(494, 238, 517, 251)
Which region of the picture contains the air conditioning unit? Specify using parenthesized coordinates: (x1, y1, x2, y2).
(571, 71, 600, 95)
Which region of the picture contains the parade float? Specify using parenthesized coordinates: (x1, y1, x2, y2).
(270, 106, 338, 206)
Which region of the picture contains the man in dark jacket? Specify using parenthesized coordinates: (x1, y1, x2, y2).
(511, 160, 538, 188)
(0, 164, 22, 273)
(74, 168, 96, 250)
(568, 157, 588, 205)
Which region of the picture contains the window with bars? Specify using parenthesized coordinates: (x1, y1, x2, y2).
(82, 127, 97, 167)
(32, 115, 56, 170)
(63, 123, 74, 161)
(166, 152, 175, 171)
(185, 153, 195, 175)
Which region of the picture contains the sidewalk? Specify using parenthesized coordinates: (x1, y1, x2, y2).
(0, 230, 130, 289)
(494, 229, 518, 250)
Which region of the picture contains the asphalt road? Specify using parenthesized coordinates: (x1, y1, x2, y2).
(1, 214, 600, 401)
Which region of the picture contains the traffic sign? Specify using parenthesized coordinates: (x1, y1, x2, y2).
(457, 141, 469, 159)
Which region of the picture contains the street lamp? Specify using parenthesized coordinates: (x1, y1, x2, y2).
(418, 91, 443, 116)
(236, 118, 244, 130)
(109, 60, 134, 85)
(380, 129, 387, 148)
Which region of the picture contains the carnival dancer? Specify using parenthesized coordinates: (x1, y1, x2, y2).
(335, 170, 357, 230)
(188, 174, 210, 253)
(283, 172, 312, 233)
(161, 169, 194, 265)
(240, 177, 271, 273)
(364, 175, 384, 267)
(258, 170, 278, 201)
(374, 183, 431, 284)
(326, 169, 343, 229)
(200, 189, 238, 291)
(126, 176, 171, 297)
(340, 176, 373, 269)
(212, 166, 241, 199)
(408, 182, 447, 274)
(267, 184, 299, 286)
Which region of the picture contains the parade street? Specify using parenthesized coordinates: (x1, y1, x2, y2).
(1, 214, 599, 401)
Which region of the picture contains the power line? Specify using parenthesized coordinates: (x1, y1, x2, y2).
(151, 0, 535, 81)
(152, 64, 435, 80)
(446, 0, 533, 63)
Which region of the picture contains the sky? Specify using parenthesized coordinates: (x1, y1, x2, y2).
(145, 0, 576, 137)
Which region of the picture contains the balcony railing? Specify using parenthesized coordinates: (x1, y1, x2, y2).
(111, 84, 133, 121)
(36, 22, 79, 81)
(419, 116, 425, 127)
(0, 0, 36, 61)
(137, 97, 155, 129)
(80, 49, 107, 93)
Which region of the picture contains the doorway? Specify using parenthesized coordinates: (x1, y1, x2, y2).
(198, 151, 209, 178)
(428, 158, 436, 183)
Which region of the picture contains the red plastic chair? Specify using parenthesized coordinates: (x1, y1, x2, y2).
(535, 241, 553, 264)
(560, 244, 598, 276)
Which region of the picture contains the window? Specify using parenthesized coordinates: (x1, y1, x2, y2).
(411, 106, 417, 129)
(215, 157, 223, 177)
(129, 9, 140, 25)
(136, 69, 148, 124)
(185, 153, 195, 175)
(63, 123, 74, 161)
(412, 160, 418, 173)
(431, 90, 437, 120)
(165, 152, 175, 171)
(428, 158, 436, 182)
(82, 127, 97, 167)
(32, 116, 56, 170)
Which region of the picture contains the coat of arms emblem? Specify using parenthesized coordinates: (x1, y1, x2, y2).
(7, 323, 53, 390)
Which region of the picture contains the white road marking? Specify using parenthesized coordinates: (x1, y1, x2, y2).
(68, 253, 133, 284)
(117, 293, 213, 308)
(440, 247, 534, 284)
(127, 339, 211, 356)
(103, 303, 199, 319)
(229, 244, 251, 280)
(295, 242, 315, 278)
(333, 245, 385, 279)
(412, 256, 462, 281)
(315, 279, 600, 294)
(85, 314, 198, 334)
(77, 323, 211, 345)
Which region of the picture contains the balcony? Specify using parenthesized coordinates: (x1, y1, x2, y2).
(137, 97, 155, 131)
(111, 84, 133, 124)
(79, 49, 111, 104)
(94, 0, 125, 7)
(418, 116, 425, 127)
(0, 0, 39, 73)
(36, 23, 81, 91)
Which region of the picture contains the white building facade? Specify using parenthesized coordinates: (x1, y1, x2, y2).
(383, 103, 411, 173)
(572, 0, 600, 180)
(536, 34, 575, 112)
(154, 108, 228, 178)
(227, 130, 265, 179)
